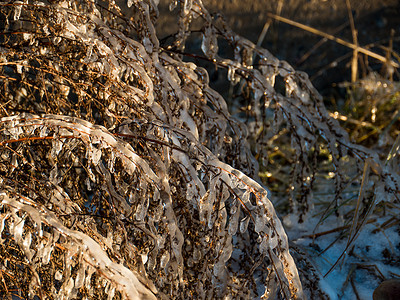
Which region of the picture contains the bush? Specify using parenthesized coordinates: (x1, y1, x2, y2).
(0, 0, 398, 299)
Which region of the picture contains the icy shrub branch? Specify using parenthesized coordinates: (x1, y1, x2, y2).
(0, 112, 301, 298)
(0, 0, 398, 299)
(0, 0, 304, 298)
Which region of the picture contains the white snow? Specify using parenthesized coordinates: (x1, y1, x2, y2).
(284, 203, 400, 299)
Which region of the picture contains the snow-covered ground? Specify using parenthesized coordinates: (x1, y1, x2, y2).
(284, 203, 400, 299)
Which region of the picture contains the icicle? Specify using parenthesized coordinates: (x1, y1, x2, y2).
(62, 277, 75, 297)
(228, 205, 240, 235)
(169, 0, 178, 11)
(135, 196, 149, 221)
(49, 165, 60, 184)
(51, 139, 63, 158)
(75, 264, 86, 289)
(160, 251, 170, 269)
(55, 270, 63, 281)
(39, 125, 48, 137)
(201, 26, 218, 59)
(107, 287, 116, 300)
(183, 0, 193, 15)
(239, 215, 250, 234)
(89, 147, 102, 166)
(13, 215, 25, 246)
(227, 65, 235, 81)
(108, 151, 115, 174)
(22, 230, 33, 261)
(0, 213, 9, 243)
(41, 238, 54, 265)
(10, 154, 18, 173)
(13, 1, 23, 21)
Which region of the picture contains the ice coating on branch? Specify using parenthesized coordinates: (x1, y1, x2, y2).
(2, 0, 397, 299)
(1, 192, 157, 300)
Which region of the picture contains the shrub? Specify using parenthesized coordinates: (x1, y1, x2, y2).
(0, 0, 398, 299)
